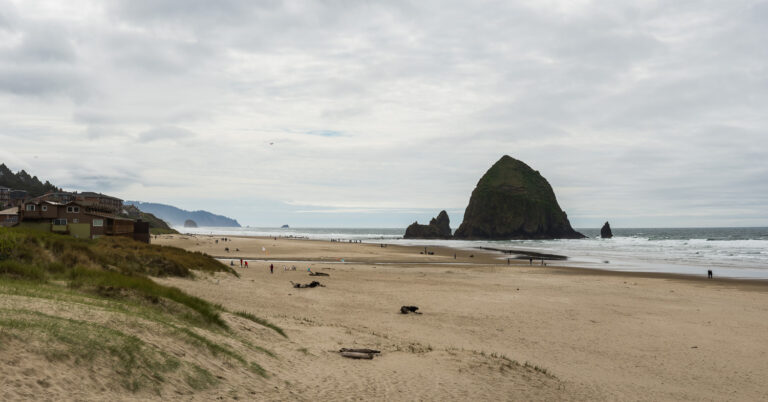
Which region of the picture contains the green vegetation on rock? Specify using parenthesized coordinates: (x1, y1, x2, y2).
(454, 155, 584, 240)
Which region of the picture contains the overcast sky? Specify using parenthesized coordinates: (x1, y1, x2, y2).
(1, 0, 766, 228)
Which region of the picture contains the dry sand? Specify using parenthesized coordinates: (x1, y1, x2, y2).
(147, 234, 768, 401)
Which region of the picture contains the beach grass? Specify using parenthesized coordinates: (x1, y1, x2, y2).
(234, 310, 287, 338)
(150, 227, 179, 235)
(0, 308, 219, 393)
(0, 226, 276, 392)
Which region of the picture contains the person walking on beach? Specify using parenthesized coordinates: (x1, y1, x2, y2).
(708, 269, 713, 279)
(270, 263, 274, 274)
(240, 258, 243, 267)
(244, 260, 249, 268)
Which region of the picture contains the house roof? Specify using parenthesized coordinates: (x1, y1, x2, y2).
(86, 211, 134, 221)
(77, 192, 122, 201)
(0, 207, 18, 215)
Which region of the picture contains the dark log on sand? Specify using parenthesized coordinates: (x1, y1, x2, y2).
(341, 351, 374, 359)
(400, 305, 421, 314)
(339, 348, 381, 360)
(291, 281, 325, 288)
(340, 348, 381, 354)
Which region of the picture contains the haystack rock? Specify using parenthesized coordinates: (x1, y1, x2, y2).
(183, 219, 198, 228)
(403, 210, 453, 239)
(453, 155, 585, 240)
(601, 221, 613, 238)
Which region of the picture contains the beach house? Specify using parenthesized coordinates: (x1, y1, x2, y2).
(0, 206, 18, 227)
(0, 186, 10, 208)
(17, 195, 148, 242)
(9, 190, 28, 207)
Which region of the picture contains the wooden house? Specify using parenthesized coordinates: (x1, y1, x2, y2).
(0, 206, 18, 227)
(0, 186, 10, 208)
(18, 198, 148, 242)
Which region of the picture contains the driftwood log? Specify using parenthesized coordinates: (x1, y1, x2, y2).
(340, 348, 381, 354)
(339, 348, 381, 360)
(309, 272, 329, 276)
(400, 305, 421, 314)
(291, 281, 325, 288)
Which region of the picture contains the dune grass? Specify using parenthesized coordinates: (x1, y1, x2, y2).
(0, 308, 218, 393)
(0, 227, 235, 328)
(234, 311, 287, 338)
(0, 227, 237, 279)
(0, 227, 278, 392)
(150, 227, 179, 235)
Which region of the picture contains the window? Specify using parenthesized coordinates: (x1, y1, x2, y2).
(25, 204, 35, 211)
(72, 219, 79, 223)
(92, 219, 103, 227)
(41, 205, 48, 212)
(66, 206, 80, 213)
(53, 218, 67, 225)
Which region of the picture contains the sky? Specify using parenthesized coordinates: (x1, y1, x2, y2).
(1, 0, 766, 228)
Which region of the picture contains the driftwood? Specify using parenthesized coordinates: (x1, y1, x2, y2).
(291, 281, 325, 289)
(340, 348, 381, 354)
(309, 272, 329, 277)
(341, 352, 374, 359)
(339, 348, 381, 360)
(400, 305, 421, 314)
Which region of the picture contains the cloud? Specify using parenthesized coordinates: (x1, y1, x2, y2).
(138, 126, 197, 143)
(0, 0, 766, 227)
(304, 130, 344, 137)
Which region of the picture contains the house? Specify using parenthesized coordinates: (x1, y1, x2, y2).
(9, 190, 28, 207)
(36, 192, 75, 204)
(0, 186, 10, 208)
(18, 198, 148, 242)
(74, 192, 123, 214)
(0, 206, 18, 227)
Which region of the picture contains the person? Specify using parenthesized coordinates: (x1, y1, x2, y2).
(708, 269, 713, 279)
(230, 260, 234, 266)
(529, 257, 533, 265)
(270, 263, 274, 274)
(244, 260, 249, 268)
(240, 258, 243, 267)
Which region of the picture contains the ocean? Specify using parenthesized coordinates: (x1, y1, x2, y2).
(176, 226, 768, 280)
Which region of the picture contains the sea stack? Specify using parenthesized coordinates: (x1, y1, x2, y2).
(403, 210, 453, 239)
(601, 221, 613, 238)
(453, 155, 585, 240)
(183, 219, 198, 228)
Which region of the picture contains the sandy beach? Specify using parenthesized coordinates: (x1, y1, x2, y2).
(142, 234, 768, 400)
